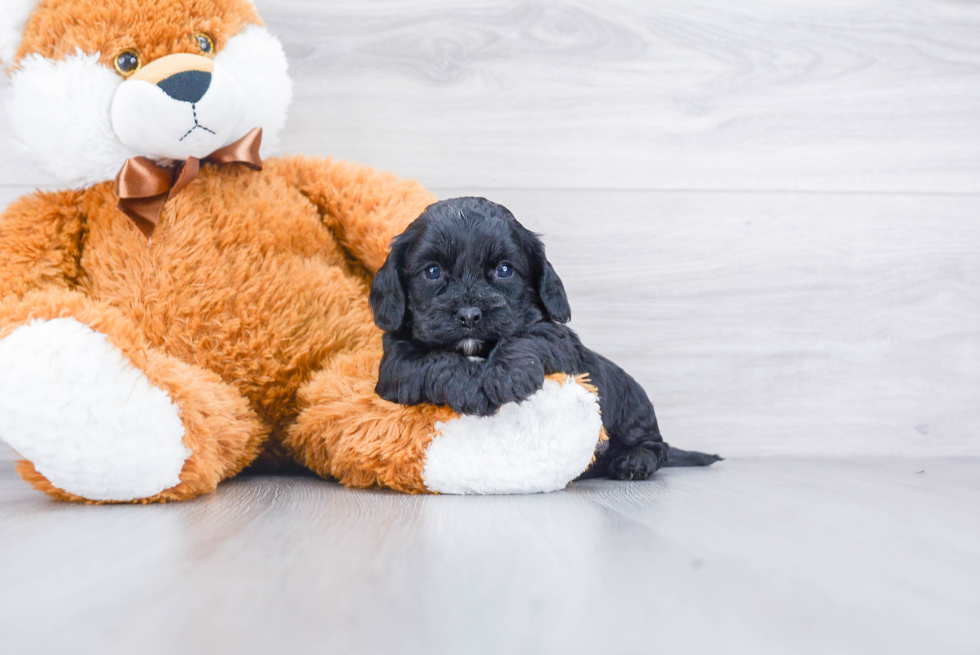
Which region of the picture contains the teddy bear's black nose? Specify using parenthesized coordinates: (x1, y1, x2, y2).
(157, 70, 212, 104)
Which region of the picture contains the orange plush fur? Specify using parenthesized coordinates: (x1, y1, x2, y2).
(13, 0, 261, 72)
(0, 149, 445, 501)
(1, 0, 602, 502)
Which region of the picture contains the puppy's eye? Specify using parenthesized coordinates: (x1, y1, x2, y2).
(423, 265, 442, 281)
(114, 49, 142, 76)
(495, 263, 514, 279)
(194, 33, 215, 54)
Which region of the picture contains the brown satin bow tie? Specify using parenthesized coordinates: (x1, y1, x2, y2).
(115, 127, 264, 239)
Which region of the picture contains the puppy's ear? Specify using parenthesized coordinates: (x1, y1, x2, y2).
(512, 219, 572, 324)
(539, 261, 571, 323)
(370, 234, 411, 332)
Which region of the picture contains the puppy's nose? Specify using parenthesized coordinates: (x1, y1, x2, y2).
(456, 306, 482, 327)
(158, 70, 212, 103)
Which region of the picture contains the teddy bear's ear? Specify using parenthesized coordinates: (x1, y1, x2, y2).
(0, 0, 39, 67)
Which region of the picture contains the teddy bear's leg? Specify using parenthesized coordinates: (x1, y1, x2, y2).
(0, 290, 266, 503)
(284, 346, 605, 495)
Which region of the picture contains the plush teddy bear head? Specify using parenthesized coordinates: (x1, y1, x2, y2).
(0, 0, 292, 188)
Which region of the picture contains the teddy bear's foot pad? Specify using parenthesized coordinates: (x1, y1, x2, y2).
(0, 318, 190, 501)
(422, 375, 603, 495)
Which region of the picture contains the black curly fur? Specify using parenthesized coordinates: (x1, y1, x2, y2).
(370, 197, 721, 479)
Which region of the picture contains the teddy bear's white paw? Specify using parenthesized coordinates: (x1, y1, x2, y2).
(421, 375, 603, 494)
(0, 318, 190, 501)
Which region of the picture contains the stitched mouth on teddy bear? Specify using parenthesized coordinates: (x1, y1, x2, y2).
(5, 21, 292, 189)
(110, 54, 248, 161)
(178, 108, 217, 143)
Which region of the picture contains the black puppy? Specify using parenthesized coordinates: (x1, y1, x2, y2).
(369, 197, 720, 480)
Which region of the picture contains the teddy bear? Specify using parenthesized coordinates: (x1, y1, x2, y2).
(0, 0, 604, 502)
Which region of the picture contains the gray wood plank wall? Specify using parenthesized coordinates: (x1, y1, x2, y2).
(0, 0, 977, 460)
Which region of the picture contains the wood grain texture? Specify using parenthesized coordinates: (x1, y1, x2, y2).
(1, 3, 978, 653)
(421, 189, 980, 458)
(0, 184, 977, 456)
(3, 0, 980, 191)
(1, 458, 978, 655)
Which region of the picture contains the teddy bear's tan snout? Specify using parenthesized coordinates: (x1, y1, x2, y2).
(132, 53, 215, 104)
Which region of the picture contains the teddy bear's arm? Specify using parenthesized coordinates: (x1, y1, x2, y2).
(0, 190, 86, 299)
(273, 156, 436, 274)
(286, 343, 605, 495)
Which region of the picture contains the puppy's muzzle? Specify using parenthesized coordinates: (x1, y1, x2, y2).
(132, 54, 214, 104)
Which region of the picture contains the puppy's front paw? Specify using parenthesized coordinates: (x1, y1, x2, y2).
(446, 391, 495, 417)
(485, 342, 546, 406)
(608, 443, 669, 481)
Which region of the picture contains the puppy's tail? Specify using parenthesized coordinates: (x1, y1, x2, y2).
(664, 446, 723, 467)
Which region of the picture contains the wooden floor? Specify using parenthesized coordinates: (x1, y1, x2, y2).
(1, 0, 979, 653)
(1, 457, 979, 654)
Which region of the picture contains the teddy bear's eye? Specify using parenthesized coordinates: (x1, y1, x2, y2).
(114, 49, 142, 76)
(194, 33, 215, 54)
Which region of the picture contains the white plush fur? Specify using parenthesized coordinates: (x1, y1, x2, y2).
(0, 0, 38, 65)
(5, 24, 292, 188)
(0, 319, 190, 501)
(215, 24, 292, 159)
(111, 60, 248, 161)
(6, 51, 137, 188)
(422, 376, 603, 495)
